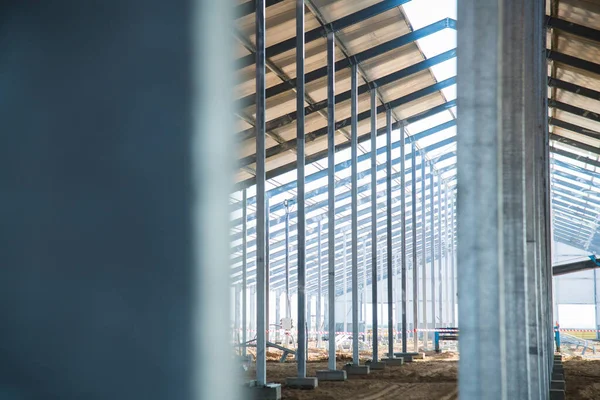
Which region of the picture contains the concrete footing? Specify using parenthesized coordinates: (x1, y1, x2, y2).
(552, 372, 564, 381)
(551, 380, 566, 391)
(394, 352, 418, 362)
(381, 357, 404, 366)
(550, 389, 566, 400)
(316, 369, 347, 381)
(343, 364, 370, 375)
(285, 377, 318, 389)
(246, 382, 282, 400)
(365, 361, 387, 370)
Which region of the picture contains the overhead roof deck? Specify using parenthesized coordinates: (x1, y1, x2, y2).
(547, 0, 600, 254)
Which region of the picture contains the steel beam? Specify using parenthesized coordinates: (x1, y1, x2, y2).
(546, 49, 600, 76)
(386, 109, 394, 358)
(351, 63, 360, 364)
(548, 99, 600, 125)
(550, 118, 600, 141)
(326, 30, 337, 372)
(237, 77, 456, 168)
(551, 146, 600, 169)
(295, 0, 307, 378)
(548, 77, 600, 101)
(238, 49, 457, 141)
(371, 90, 379, 362)
(233, 100, 456, 191)
(235, 0, 285, 19)
(236, 18, 455, 108)
(255, 0, 267, 385)
(546, 16, 600, 44)
(235, 0, 412, 70)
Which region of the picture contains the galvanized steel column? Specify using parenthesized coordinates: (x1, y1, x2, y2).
(351, 62, 360, 364)
(255, 0, 267, 385)
(370, 90, 379, 362)
(437, 177, 443, 327)
(386, 109, 394, 358)
(450, 197, 456, 327)
(421, 157, 427, 346)
(317, 220, 323, 349)
(326, 30, 337, 371)
(430, 173, 436, 339)
(499, 0, 529, 397)
(411, 143, 418, 352)
(296, 0, 307, 378)
(400, 124, 408, 353)
(457, 0, 535, 397)
(242, 189, 248, 356)
(444, 185, 449, 325)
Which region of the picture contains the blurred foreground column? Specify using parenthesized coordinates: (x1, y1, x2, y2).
(0, 1, 237, 399)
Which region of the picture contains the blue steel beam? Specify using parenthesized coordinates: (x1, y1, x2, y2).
(238, 77, 456, 168)
(235, 100, 456, 191)
(546, 49, 600, 77)
(237, 49, 457, 141)
(237, 18, 456, 108)
(235, 0, 413, 69)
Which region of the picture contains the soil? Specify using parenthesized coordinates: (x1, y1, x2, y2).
(565, 359, 600, 400)
(246, 352, 458, 400)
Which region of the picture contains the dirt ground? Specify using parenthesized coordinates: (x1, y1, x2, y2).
(564, 357, 600, 400)
(246, 352, 458, 400)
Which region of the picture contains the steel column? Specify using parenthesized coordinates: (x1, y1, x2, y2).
(255, 0, 267, 385)
(351, 62, 360, 364)
(285, 201, 291, 317)
(457, 0, 536, 397)
(400, 124, 408, 353)
(370, 90, 379, 362)
(421, 156, 427, 347)
(326, 30, 337, 372)
(386, 109, 394, 358)
(411, 143, 418, 352)
(317, 220, 322, 348)
(242, 189, 248, 356)
(266, 195, 270, 342)
(437, 177, 443, 327)
(444, 185, 449, 325)
(295, 0, 307, 378)
(430, 173, 436, 339)
(450, 197, 456, 326)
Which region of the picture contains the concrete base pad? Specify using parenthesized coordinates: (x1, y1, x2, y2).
(246, 382, 282, 400)
(394, 352, 417, 362)
(343, 364, 370, 375)
(285, 377, 318, 389)
(550, 389, 566, 400)
(316, 370, 347, 381)
(551, 380, 566, 391)
(552, 373, 564, 381)
(381, 357, 404, 366)
(365, 361, 387, 370)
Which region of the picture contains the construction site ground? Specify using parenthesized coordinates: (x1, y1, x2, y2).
(246, 350, 458, 400)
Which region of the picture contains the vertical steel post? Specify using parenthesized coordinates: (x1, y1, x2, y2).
(242, 189, 248, 356)
(386, 109, 394, 358)
(421, 157, 427, 347)
(317, 220, 323, 348)
(326, 30, 337, 372)
(437, 177, 443, 327)
(400, 124, 408, 353)
(285, 201, 290, 317)
(430, 173, 436, 340)
(255, 0, 267, 385)
(370, 89, 379, 362)
(276, 290, 281, 344)
(344, 234, 348, 333)
(444, 185, 449, 325)
(295, 0, 307, 378)
(266, 195, 270, 341)
(450, 196, 456, 326)
(235, 284, 241, 344)
(411, 143, 419, 352)
(351, 62, 360, 365)
(457, 0, 534, 396)
(362, 238, 367, 336)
